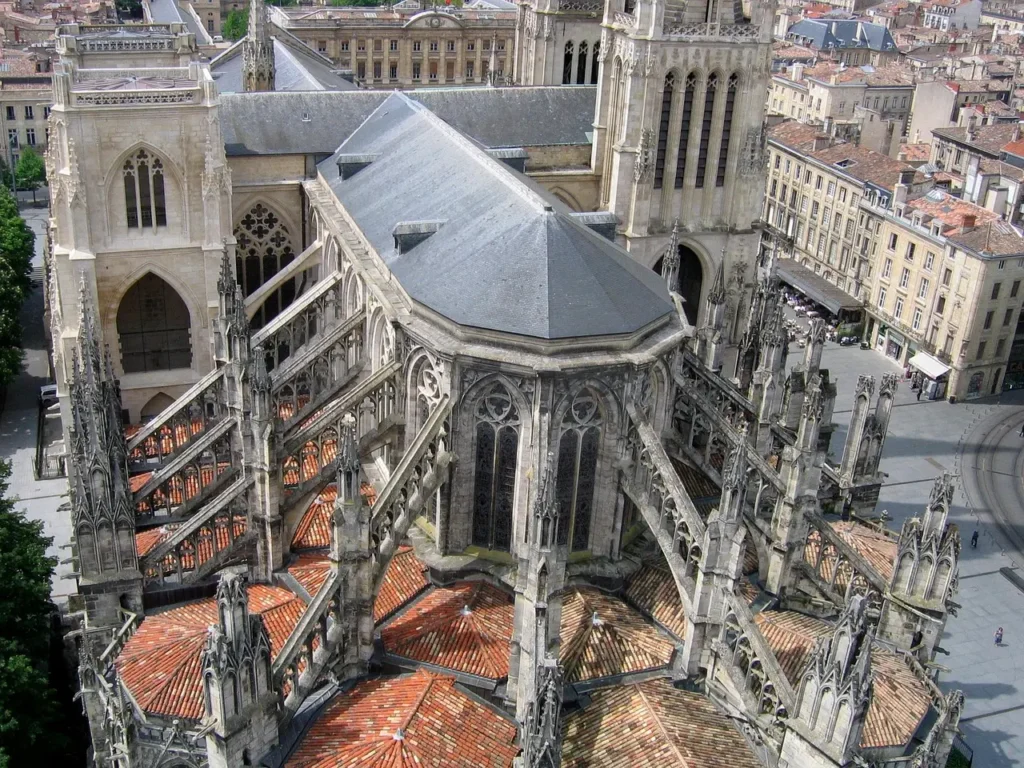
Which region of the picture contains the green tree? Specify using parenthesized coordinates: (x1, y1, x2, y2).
(15, 148, 45, 204)
(0, 185, 34, 299)
(115, 0, 143, 19)
(0, 461, 68, 767)
(222, 9, 248, 40)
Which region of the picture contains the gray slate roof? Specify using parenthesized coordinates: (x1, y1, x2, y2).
(318, 92, 670, 340)
(786, 19, 897, 52)
(219, 86, 595, 155)
(211, 34, 358, 93)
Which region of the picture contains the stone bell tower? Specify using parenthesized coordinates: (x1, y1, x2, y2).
(591, 0, 774, 338)
(243, 0, 276, 92)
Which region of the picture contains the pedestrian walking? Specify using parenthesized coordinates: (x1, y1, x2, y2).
(971, 530, 979, 548)
(995, 627, 1004, 646)
(916, 388, 922, 401)
(1019, 423, 1024, 437)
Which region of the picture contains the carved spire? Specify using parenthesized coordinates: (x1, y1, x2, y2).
(533, 460, 559, 551)
(520, 657, 563, 768)
(661, 219, 680, 291)
(217, 247, 234, 301)
(336, 413, 362, 506)
(794, 594, 874, 760)
(242, 0, 275, 92)
(707, 259, 726, 306)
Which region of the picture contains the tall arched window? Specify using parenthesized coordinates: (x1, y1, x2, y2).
(234, 203, 297, 328)
(716, 74, 739, 187)
(673, 73, 696, 189)
(471, 383, 519, 552)
(562, 41, 574, 85)
(590, 42, 600, 84)
(123, 149, 167, 229)
(117, 273, 192, 373)
(555, 389, 602, 552)
(576, 41, 588, 84)
(696, 73, 718, 189)
(654, 73, 675, 190)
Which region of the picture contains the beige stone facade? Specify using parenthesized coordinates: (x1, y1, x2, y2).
(270, 6, 515, 86)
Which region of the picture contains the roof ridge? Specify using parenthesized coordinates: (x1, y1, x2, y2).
(634, 682, 692, 766)
(396, 670, 439, 735)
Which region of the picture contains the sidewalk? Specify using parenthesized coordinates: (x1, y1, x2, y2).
(0, 204, 77, 603)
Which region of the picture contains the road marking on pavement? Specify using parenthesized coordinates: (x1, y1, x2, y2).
(925, 457, 946, 470)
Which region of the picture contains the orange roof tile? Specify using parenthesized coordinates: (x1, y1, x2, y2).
(562, 679, 761, 768)
(288, 552, 333, 598)
(135, 526, 168, 558)
(116, 584, 303, 720)
(290, 483, 379, 550)
(753, 610, 933, 749)
(560, 589, 675, 683)
(624, 560, 688, 640)
(374, 545, 428, 623)
(831, 521, 898, 581)
(287, 669, 519, 768)
(381, 581, 513, 679)
(138, 517, 248, 581)
(291, 484, 338, 550)
(754, 610, 832, 685)
(862, 650, 933, 749)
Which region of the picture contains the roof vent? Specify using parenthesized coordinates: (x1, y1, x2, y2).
(460, 604, 472, 616)
(393, 729, 405, 741)
(590, 611, 603, 627)
(392, 220, 446, 254)
(336, 153, 379, 180)
(301, 112, 311, 123)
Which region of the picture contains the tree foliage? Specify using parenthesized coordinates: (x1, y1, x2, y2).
(0, 461, 68, 767)
(15, 149, 44, 193)
(115, 0, 143, 19)
(222, 9, 248, 40)
(0, 185, 34, 386)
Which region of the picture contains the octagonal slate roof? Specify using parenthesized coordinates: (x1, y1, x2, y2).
(319, 92, 672, 340)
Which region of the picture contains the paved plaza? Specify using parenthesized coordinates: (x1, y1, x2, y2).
(804, 327, 1024, 767)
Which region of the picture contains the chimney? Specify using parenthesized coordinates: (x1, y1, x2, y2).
(961, 214, 977, 232)
(792, 62, 805, 82)
(812, 134, 831, 150)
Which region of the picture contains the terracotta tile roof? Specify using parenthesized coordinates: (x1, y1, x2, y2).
(288, 552, 333, 598)
(559, 588, 675, 683)
(287, 669, 519, 768)
(290, 484, 337, 550)
(899, 142, 932, 162)
(905, 190, 999, 235)
(126, 419, 204, 461)
(947, 218, 1024, 257)
(738, 578, 760, 606)
(562, 678, 761, 768)
(754, 610, 832, 684)
(116, 584, 303, 720)
(290, 482, 379, 550)
(768, 121, 923, 191)
(862, 649, 933, 749)
(138, 516, 248, 580)
(374, 545, 428, 623)
(130, 472, 150, 494)
(831, 521, 898, 581)
(932, 122, 1019, 156)
(743, 540, 759, 575)
(753, 610, 933, 749)
(381, 581, 513, 679)
(624, 559, 688, 640)
(283, 438, 338, 486)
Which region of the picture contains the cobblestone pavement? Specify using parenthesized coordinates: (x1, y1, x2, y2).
(0, 204, 78, 603)
(801, 327, 1024, 767)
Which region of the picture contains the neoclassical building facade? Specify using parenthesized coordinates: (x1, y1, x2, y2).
(46, 8, 965, 768)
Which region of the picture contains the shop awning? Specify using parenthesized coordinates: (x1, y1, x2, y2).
(775, 259, 862, 316)
(908, 352, 950, 380)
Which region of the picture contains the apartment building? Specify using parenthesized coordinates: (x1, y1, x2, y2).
(763, 121, 926, 323)
(921, 0, 982, 31)
(909, 78, 1014, 143)
(769, 60, 914, 153)
(268, 5, 516, 87)
(784, 19, 901, 66)
(866, 191, 1024, 398)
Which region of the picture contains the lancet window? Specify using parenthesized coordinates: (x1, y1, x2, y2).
(673, 73, 696, 189)
(576, 41, 589, 85)
(654, 73, 674, 189)
(234, 203, 297, 328)
(123, 149, 167, 229)
(562, 41, 574, 85)
(555, 389, 602, 552)
(696, 73, 718, 189)
(716, 74, 739, 187)
(471, 383, 519, 552)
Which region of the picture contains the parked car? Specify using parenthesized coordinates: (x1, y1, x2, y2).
(38, 384, 57, 408)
